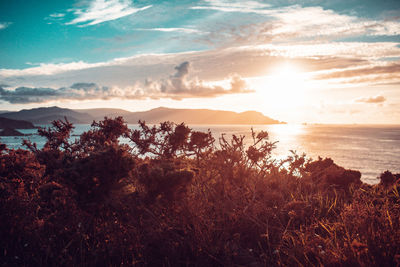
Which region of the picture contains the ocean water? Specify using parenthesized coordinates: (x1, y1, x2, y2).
(2, 124, 399, 184)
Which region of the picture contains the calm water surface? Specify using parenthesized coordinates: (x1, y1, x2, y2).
(2, 124, 399, 184)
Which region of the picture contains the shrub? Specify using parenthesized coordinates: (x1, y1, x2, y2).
(0, 117, 399, 266)
(305, 157, 362, 191)
(137, 160, 194, 202)
(379, 170, 398, 186)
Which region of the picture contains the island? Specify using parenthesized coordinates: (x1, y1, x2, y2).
(0, 127, 25, 136)
(0, 117, 36, 129)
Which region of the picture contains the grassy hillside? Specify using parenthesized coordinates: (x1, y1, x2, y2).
(0, 117, 399, 266)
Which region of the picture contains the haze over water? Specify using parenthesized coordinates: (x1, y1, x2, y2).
(3, 124, 399, 184)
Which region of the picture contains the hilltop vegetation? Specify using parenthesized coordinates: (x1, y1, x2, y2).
(0, 117, 399, 266)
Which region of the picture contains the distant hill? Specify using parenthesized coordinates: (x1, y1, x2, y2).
(0, 106, 93, 124)
(0, 106, 284, 125)
(76, 108, 133, 120)
(125, 107, 283, 125)
(0, 117, 36, 129)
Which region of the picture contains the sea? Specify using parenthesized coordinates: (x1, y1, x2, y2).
(2, 124, 399, 184)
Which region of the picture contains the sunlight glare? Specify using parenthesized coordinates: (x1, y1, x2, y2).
(255, 63, 309, 108)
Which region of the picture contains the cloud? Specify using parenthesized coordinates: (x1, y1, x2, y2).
(267, 6, 400, 39)
(0, 61, 108, 77)
(0, 22, 12, 30)
(191, 0, 270, 14)
(1, 5, 400, 87)
(315, 63, 400, 79)
(66, 0, 151, 26)
(192, 5, 400, 47)
(0, 83, 111, 104)
(311, 62, 400, 86)
(150, 61, 252, 99)
(0, 86, 62, 104)
(45, 13, 66, 24)
(3, 42, 399, 79)
(49, 13, 65, 18)
(1, 43, 400, 92)
(253, 42, 400, 60)
(355, 95, 386, 104)
(0, 62, 252, 103)
(136, 27, 207, 34)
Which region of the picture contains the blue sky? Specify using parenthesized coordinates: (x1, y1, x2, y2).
(0, 0, 400, 123)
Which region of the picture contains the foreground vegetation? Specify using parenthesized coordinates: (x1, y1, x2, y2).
(1, 117, 399, 266)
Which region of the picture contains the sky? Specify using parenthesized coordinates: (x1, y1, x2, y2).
(0, 0, 399, 124)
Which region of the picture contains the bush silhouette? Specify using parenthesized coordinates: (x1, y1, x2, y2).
(0, 117, 399, 266)
(137, 161, 194, 202)
(305, 157, 362, 191)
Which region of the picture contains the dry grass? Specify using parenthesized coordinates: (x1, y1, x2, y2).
(1, 117, 399, 266)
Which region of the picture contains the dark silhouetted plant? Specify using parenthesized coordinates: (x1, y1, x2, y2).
(0, 117, 399, 266)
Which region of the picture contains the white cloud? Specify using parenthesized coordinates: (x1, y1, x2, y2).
(0, 62, 252, 103)
(0, 22, 12, 30)
(0, 61, 108, 77)
(136, 27, 207, 34)
(1, 41, 400, 89)
(143, 61, 252, 99)
(355, 95, 386, 104)
(66, 0, 152, 26)
(192, 4, 400, 44)
(49, 13, 65, 18)
(45, 13, 66, 24)
(251, 42, 400, 60)
(267, 6, 400, 38)
(203, 0, 269, 9)
(191, 0, 271, 14)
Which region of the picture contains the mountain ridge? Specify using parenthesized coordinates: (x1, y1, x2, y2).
(0, 106, 93, 124)
(0, 106, 285, 125)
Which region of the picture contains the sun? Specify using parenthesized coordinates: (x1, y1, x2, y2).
(254, 63, 308, 108)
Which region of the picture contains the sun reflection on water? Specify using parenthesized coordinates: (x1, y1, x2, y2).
(267, 123, 305, 138)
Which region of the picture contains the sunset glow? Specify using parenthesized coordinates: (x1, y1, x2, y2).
(0, 0, 399, 124)
(255, 63, 309, 108)
(2, 2, 400, 265)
